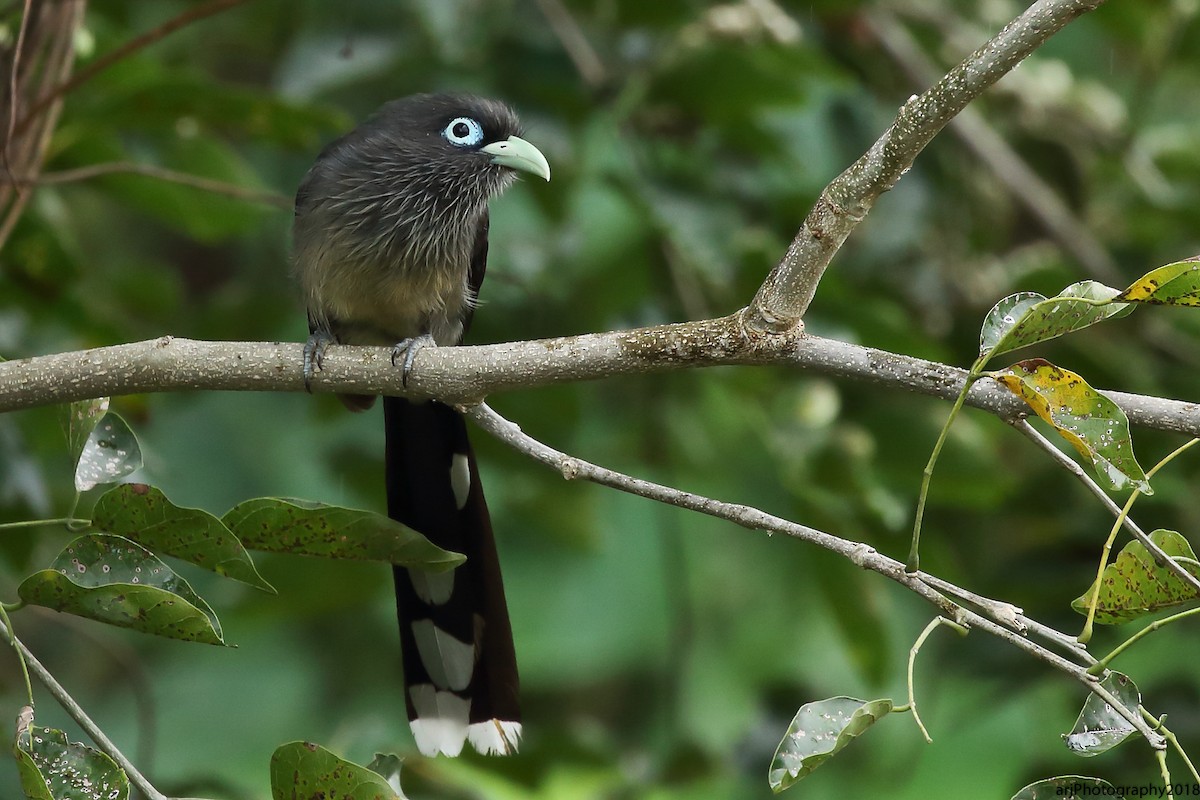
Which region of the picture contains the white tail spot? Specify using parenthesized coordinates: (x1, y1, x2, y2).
(411, 619, 475, 691)
(409, 567, 454, 605)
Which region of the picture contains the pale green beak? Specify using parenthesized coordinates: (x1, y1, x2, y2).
(482, 136, 551, 181)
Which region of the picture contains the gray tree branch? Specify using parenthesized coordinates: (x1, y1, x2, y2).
(746, 0, 1108, 332)
(1, 329, 1197, 435)
(467, 402, 1166, 750)
(864, 8, 1122, 284)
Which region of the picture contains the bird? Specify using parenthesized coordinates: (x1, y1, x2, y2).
(291, 93, 550, 757)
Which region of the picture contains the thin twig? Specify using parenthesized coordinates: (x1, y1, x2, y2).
(1009, 418, 1200, 595)
(865, 9, 1122, 284)
(465, 402, 1165, 748)
(0, 0, 84, 251)
(748, 0, 1108, 331)
(13, 0, 255, 137)
(0, 620, 170, 800)
(1142, 708, 1200, 785)
(533, 0, 607, 88)
(2, 0, 33, 179)
(904, 617, 967, 743)
(918, 572, 1094, 665)
(16, 161, 291, 208)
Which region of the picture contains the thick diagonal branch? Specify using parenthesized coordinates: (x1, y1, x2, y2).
(746, 0, 1107, 332)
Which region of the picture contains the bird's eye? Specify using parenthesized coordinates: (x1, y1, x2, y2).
(443, 117, 484, 147)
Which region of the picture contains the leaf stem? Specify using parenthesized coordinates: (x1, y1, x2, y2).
(1142, 707, 1200, 785)
(909, 364, 984, 571)
(0, 604, 33, 706)
(1080, 439, 1199, 643)
(1090, 606, 1200, 675)
(0, 619, 171, 800)
(904, 616, 970, 742)
(0, 517, 89, 532)
(1079, 486, 1140, 644)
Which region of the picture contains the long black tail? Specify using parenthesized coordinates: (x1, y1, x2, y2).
(383, 396, 520, 757)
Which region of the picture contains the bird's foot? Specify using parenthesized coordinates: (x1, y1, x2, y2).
(303, 330, 336, 392)
(391, 333, 436, 388)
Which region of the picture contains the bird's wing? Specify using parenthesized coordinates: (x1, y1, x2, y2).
(461, 210, 490, 340)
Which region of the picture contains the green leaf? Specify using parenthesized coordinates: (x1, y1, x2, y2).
(1011, 776, 1117, 799)
(980, 292, 1050, 356)
(1072, 530, 1200, 624)
(768, 697, 893, 792)
(991, 359, 1150, 494)
(1063, 672, 1139, 756)
(1116, 258, 1200, 306)
(223, 498, 463, 571)
(270, 741, 405, 800)
(92, 484, 273, 592)
(979, 282, 1132, 360)
(74, 412, 142, 492)
(14, 713, 129, 800)
(13, 710, 52, 800)
(18, 534, 226, 645)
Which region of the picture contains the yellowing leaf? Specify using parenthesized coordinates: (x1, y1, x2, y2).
(991, 359, 1150, 494)
(1072, 530, 1200, 624)
(1116, 258, 1200, 306)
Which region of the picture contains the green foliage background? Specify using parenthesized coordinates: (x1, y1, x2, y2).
(4, 0, 1200, 797)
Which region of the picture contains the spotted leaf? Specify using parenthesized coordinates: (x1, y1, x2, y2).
(979, 282, 1131, 361)
(18, 534, 225, 645)
(991, 359, 1150, 494)
(224, 498, 463, 571)
(1116, 258, 1200, 306)
(1063, 672, 1139, 756)
(14, 712, 129, 800)
(1072, 530, 1200, 624)
(92, 484, 273, 592)
(270, 741, 405, 800)
(768, 697, 893, 792)
(74, 412, 142, 492)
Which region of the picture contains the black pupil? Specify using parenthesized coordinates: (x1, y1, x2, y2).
(453, 122, 471, 140)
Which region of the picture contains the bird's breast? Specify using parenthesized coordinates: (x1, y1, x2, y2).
(313, 254, 471, 346)
(296, 182, 485, 346)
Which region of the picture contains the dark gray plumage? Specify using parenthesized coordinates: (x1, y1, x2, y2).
(291, 93, 549, 757)
(295, 94, 546, 351)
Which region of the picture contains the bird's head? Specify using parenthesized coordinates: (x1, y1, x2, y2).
(357, 94, 550, 200)
(296, 93, 549, 272)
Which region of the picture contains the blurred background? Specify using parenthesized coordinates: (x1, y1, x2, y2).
(3, 0, 1200, 797)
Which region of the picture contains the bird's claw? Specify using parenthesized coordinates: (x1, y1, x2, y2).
(303, 330, 335, 393)
(391, 334, 435, 388)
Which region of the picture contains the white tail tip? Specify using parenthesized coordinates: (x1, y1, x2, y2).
(467, 719, 522, 756)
